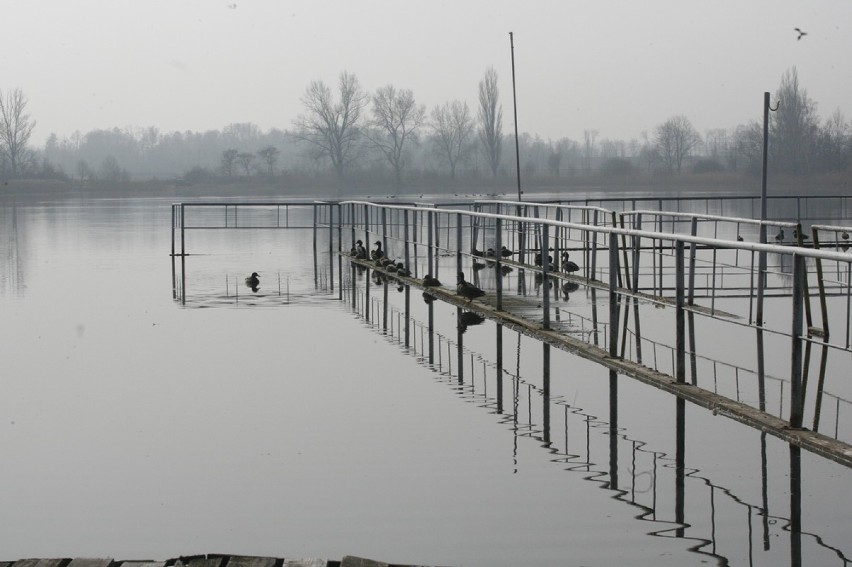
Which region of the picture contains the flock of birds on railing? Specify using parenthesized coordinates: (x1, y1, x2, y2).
(342, 239, 585, 306)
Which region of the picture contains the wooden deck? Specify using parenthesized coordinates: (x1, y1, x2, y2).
(350, 257, 852, 469)
(0, 555, 441, 567)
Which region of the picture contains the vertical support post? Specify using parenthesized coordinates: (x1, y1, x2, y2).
(542, 223, 550, 329)
(328, 204, 335, 292)
(427, 209, 434, 277)
(403, 208, 411, 348)
(757, 92, 772, 326)
(495, 217, 503, 311)
(790, 253, 806, 429)
(171, 204, 176, 299)
(312, 204, 318, 286)
(675, 240, 686, 383)
(456, 212, 463, 277)
(609, 233, 620, 357)
(631, 213, 642, 292)
(381, 207, 388, 256)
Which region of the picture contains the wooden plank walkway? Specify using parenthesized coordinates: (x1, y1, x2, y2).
(0, 556, 441, 567)
(351, 257, 852, 469)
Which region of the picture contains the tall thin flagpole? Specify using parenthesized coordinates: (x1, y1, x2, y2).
(510, 32, 522, 201)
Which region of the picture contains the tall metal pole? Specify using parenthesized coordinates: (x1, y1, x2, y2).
(510, 32, 522, 202)
(757, 91, 776, 326)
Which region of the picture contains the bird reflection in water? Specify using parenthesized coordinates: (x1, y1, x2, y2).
(458, 310, 485, 334)
(562, 281, 580, 300)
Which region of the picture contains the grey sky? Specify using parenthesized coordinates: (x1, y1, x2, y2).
(2, 0, 850, 146)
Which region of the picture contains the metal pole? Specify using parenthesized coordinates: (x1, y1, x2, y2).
(609, 235, 620, 357)
(495, 217, 503, 311)
(675, 241, 686, 384)
(790, 254, 805, 429)
(510, 31, 522, 201)
(542, 223, 550, 329)
(757, 92, 774, 326)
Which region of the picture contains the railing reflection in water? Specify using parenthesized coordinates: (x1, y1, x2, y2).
(344, 276, 849, 567)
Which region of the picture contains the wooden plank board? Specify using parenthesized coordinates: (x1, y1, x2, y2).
(340, 558, 388, 567)
(9, 560, 69, 567)
(282, 560, 327, 567)
(119, 562, 165, 567)
(222, 557, 276, 567)
(67, 560, 113, 567)
(172, 558, 223, 567)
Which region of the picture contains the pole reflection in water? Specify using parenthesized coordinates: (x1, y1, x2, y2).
(341, 279, 849, 566)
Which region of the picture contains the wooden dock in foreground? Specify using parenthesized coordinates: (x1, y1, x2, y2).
(0, 555, 441, 567)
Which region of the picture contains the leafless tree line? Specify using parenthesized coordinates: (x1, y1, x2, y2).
(5, 66, 851, 185)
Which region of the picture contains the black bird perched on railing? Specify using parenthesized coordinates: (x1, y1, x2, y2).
(561, 251, 580, 273)
(775, 228, 785, 242)
(395, 263, 411, 277)
(355, 240, 368, 259)
(793, 228, 809, 241)
(457, 272, 485, 302)
(500, 246, 514, 257)
(422, 274, 442, 287)
(245, 272, 260, 292)
(471, 247, 485, 258)
(371, 241, 384, 260)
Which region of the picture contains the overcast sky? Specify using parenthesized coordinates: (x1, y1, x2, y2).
(2, 0, 850, 147)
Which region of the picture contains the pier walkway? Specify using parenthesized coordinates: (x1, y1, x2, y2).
(171, 197, 852, 468)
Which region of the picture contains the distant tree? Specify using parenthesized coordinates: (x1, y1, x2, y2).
(431, 100, 474, 178)
(220, 148, 238, 177)
(0, 88, 36, 177)
(99, 155, 129, 183)
(771, 67, 819, 174)
(235, 152, 255, 176)
(257, 145, 280, 176)
(292, 71, 369, 182)
(654, 115, 701, 173)
(600, 157, 635, 175)
(815, 109, 851, 172)
(477, 67, 503, 177)
(547, 145, 562, 177)
(583, 129, 598, 173)
(729, 122, 762, 173)
(76, 159, 93, 184)
(366, 85, 426, 187)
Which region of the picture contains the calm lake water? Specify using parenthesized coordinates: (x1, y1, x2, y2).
(1, 194, 850, 566)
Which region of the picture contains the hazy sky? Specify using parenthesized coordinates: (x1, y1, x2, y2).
(2, 0, 850, 146)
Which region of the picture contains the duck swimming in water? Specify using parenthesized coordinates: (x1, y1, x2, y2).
(245, 272, 260, 292)
(457, 272, 485, 302)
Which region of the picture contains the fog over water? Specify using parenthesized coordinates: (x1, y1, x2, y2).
(3, 0, 851, 145)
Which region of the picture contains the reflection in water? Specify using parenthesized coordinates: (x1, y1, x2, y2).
(345, 283, 850, 566)
(0, 203, 25, 297)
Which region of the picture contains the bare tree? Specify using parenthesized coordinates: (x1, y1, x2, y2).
(582, 129, 598, 173)
(478, 67, 503, 177)
(771, 67, 819, 174)
(366, 85, 425, 187)
(431, 100, 474, 179)
(220, 148, 238, 177)
(0, 88, 36, 177)
(236, 152, 255, 176)
(292, 71, 368, 182)
(257, 145, 280, 176)
(654, 115, 701, 173)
